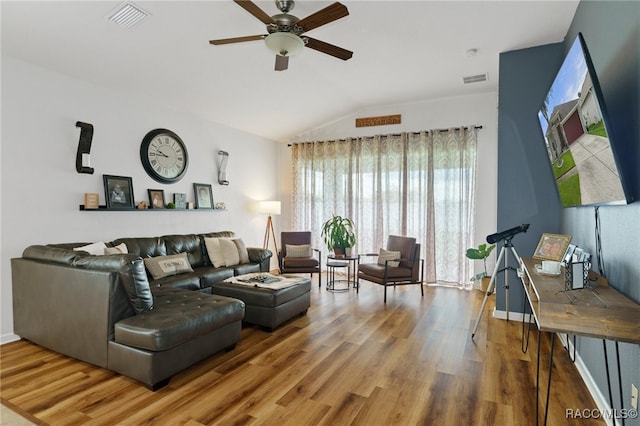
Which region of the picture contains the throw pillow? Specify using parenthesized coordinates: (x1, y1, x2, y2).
(233, 238, 250, 264)
(378, 248, 401, 268)
(73, 241, 107, 256)
(286, 244, 312, 258)
(204, 237, 226, 267)
(104, 242, 128, 255)
(219, 238, 240, 266)
(144, 252, 194, 280)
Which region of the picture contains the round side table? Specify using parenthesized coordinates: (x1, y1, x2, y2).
(326, 254, 359, 292)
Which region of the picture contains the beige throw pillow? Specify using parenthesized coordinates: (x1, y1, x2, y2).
(144, 252, 193, 280)
(233, 238, 250, 264)
(204, 237, 226, 267)
(378, 248, 401, 268)
(219, 238, 240, 266)
(104, 242, 128, 255)
(286, 244, 312, 258)
(73, 241, 107, 256)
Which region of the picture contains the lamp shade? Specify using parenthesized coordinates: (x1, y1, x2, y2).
(256, 200, 281, 215)
(264, 32, 304, 56)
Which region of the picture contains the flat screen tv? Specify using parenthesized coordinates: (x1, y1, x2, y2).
(536, 33, 632, 207)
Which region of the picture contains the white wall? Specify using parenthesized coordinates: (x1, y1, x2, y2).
(277, 92, 499, 279)
(1, 56, 280, 342)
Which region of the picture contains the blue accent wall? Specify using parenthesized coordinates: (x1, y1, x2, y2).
(498, 1, 639, 419)
(496, 42, 564, 313)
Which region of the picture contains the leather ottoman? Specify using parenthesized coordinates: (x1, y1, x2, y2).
(209, 274, 311, 331)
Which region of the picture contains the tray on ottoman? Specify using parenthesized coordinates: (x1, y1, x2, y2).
(209, 273, 311, 331)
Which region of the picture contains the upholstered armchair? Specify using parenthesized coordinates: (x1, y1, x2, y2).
(357, 235, 424, 303)
(279, 232, 322, 287)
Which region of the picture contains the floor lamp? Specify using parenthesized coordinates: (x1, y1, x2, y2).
(257, 201, 281, 261)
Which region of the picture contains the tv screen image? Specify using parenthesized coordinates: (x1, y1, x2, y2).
(536, 33, 631, 207)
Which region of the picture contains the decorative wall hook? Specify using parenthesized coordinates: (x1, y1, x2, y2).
(218, 150, 229, 185)
(75, 121, 95, 174)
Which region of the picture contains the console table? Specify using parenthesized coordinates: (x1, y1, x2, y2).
(520, 257, 640, 425)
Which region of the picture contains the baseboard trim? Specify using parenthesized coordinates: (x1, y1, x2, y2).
(1, 333, 20, 345)
(492, 307, 531, 322)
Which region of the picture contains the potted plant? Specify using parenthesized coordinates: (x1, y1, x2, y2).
(466, 243, 495, 292)
(321, 214, 356, 257)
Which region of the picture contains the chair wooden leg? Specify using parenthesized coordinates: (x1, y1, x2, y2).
(420, 282, 424, 297)
(384, 285, 387, 303)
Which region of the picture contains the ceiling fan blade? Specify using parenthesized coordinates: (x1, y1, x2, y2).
(305, 37, 353, 61)
(209, 35, 266, 45)
(275, 54, 289, 71)
(297, 2, 349, 33)
(233, 0, 274, 25)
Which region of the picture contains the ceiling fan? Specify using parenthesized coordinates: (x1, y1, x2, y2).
(209, 0, 353, 71)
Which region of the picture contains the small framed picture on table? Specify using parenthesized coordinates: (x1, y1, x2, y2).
(533, 233, 572, 262)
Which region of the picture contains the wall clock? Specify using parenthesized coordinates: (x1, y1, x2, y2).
(140, 128, 188, 184)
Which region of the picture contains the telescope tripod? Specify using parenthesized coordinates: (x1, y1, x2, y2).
(471, 237, 522, 339)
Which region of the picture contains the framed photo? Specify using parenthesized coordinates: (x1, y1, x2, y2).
(103, 175, 134, 209)
(194, 183, 213, 209)
(84, 193, 99, 209)
(173, 193, 187, 209)
(148, 189, 166, 209)
(533, 233, 572, 262)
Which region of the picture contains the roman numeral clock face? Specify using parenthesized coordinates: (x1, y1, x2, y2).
(140, 129, 188, 183)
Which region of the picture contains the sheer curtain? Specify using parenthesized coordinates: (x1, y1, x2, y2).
(291, 127, 477, 287)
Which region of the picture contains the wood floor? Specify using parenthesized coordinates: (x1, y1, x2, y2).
(1, 278, 604, 425)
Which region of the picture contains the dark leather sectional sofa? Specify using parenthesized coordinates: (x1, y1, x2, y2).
(10, 231, 309, 390)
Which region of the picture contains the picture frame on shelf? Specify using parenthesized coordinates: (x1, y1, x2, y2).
(173, 193, 187, 209)
(84, 193, 99, 209)
(148, 189, 166, 209)
(194, 183, 213, 209)
(533, 233, 572, 262)
(103, 175, 134, 209)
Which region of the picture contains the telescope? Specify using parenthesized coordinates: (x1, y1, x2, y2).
(486, 224, 530, 244)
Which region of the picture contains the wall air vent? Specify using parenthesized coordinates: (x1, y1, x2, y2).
(463, 73, 488, 84)
(106, 2, 149, 30)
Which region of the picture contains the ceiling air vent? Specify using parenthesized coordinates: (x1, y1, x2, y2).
(463, 73, 488, 84)
(106, 2, 149, 30)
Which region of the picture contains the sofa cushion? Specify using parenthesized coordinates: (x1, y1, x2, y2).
(73, 254, 153, 314)
(162, 234, 204, 267)
(149, 272, 202, 291)
(111, 237, 166, 259)
(233, 263, 261, 276)
(198, 266, 235, 288)
(144, 253, 193, 280)
(114, 288, 245, 351)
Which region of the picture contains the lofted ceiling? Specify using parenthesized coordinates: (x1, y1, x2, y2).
(1, 1, 579, 142)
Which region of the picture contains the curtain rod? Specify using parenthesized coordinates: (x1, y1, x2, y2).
(288, 125, 483, 146)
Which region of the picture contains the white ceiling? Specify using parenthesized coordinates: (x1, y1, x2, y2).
(1, 1, 579, 142)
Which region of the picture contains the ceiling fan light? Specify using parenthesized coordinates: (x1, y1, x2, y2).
(265, 32, 304, 56)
